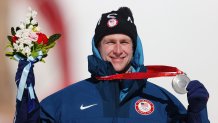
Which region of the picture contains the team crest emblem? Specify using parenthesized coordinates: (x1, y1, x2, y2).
(135, 99, 154, 115)
(107, 18, 118, 28)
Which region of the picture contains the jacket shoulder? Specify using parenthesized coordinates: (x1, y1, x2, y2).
(39, 78, 100, 121)
(40, 78, 97, 106)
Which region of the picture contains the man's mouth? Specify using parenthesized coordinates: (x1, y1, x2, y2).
(111, 57, 125, 62)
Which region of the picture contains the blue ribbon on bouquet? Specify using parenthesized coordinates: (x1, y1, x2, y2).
(14, 51, 43, 101)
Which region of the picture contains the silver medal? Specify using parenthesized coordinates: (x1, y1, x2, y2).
(172, 74, 190, 94)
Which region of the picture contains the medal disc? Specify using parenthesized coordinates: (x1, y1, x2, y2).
(172, 74, 190, 94)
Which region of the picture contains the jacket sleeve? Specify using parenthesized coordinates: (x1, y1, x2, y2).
(187, 107, 210, 123)
(14, 60, 40, 123)
(14, 89, 40, 123)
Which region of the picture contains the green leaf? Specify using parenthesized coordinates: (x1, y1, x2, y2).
(36, 43, 43, 50)
(34, 43, 44, 51)
(42, 54, 48, 58)
(40, 58, 46, 63)
(40, 48, 48, 55)
(9, 56, 16, 61)
(15, 52, 27, 59)
(6, 43, 13, 48)
(16, 27, 21, 31)
(44, 42, 56, 49)
(11, 27, 16, 35)
(31, 51, 39, 58)
(32, 42, 38, 51)
(30, 17, 33, 22)
(26, 24, 30, 29)
(7, 36, 13, 42)
(5, 52, 14, 56)
(10, 56, 15, 60)
(33, 23, 38, 27)
(47, 34, 61, 45)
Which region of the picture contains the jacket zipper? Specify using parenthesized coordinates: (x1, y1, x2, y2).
(112, 80, 121, 123)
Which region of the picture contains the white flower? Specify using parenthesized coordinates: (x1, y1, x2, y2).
(28, 42, 34, 48)
(22, 46, 31, 56)
(31, 19, 37, 25)
(15, 30, 22, 38)
(16, 29, 31, 38)
(31, 10, 37, 18)
(25, 18, 30, 24)
(17, 43, 24, 51)
(19, 22, 25, 29)
(17, 38, 28, 45)
(23, 38, 32, 46)
(16, 38, 33, 49)
(16, 38, 22, 44)
(28, 32, 38, 41)
(13, 43, 19, 51)
(28, 25, 33, 30)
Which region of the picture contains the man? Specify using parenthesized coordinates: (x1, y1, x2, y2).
(14, 7, 209, 123)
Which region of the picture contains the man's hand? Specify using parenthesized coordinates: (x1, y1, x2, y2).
(186, 80, 209, 113)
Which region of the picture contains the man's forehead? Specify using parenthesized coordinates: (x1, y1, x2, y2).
(101, 34, 132, 41)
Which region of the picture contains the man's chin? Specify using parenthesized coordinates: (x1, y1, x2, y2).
(113, 65, 131, 73)
(113, 66, 125, 73)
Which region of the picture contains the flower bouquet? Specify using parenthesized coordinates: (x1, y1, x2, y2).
(5, 7, 61, 63)
(5, 7, 61, 101)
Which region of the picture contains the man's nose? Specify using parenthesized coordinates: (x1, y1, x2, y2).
(113, 44, 122, 55)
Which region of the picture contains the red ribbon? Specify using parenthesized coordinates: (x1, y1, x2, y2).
(96, 65, 184, 80)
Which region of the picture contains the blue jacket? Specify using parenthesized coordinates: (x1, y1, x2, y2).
(15, 36, 210, 123)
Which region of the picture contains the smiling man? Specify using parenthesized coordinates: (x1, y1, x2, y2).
(14, 7, 209, 123)
(98, 34, 133, 72)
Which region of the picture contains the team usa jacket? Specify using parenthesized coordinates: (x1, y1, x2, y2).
(14, 36, 210, 123)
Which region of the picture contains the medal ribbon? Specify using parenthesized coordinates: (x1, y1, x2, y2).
(96, 65, 184, 80)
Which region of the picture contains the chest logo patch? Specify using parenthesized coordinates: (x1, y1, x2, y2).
(135, 99, 154, 115)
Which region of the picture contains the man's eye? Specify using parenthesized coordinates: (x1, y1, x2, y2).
(121, 41, 129, 44)
(106, 41, 115, 44)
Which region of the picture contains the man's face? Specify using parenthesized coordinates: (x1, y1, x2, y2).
(98, 34, 133, 72)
